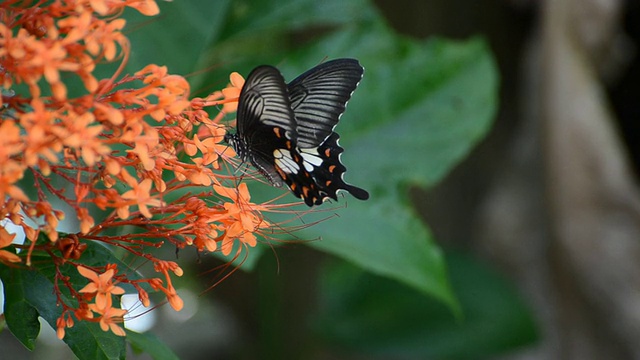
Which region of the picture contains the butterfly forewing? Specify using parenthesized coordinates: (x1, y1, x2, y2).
(237, 66, 296, 137)
(287, 59, 364, 148)
(234, 66, 297, 187)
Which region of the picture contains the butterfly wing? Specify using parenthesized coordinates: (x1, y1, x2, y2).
(237, 65, 296, 138)
(277, 133, 369, 206)
(235, 65, 297, 187)
(282, 59, 368, 205)
(287, 58, 364, 148)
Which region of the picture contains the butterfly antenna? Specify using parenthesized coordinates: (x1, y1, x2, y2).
(217, 141, 235, 166)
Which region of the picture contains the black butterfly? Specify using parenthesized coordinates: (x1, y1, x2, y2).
(224, 58, 369, 206)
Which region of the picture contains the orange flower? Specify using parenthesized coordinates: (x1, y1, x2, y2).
(221, 72, 244, 113)
(117, 172, 163, 219)
(134, 65, 191, 120)
(191, 129, 230, 168)
(88, 303, 127, 337)
(214, 183, 271, 255)
(0, 120, 28, 206)
(127, 0, 160, 16)
(167, 290, 184, 312)
(150, 261, 184, 311)
(137, 287, 150, 307)
(77, 266, 125, 310)
(88, 0, 160, 16)
(56, 316, 67, 340)
(53, 110, 110, 166)
(0, 227, 21, 265)
(0, 120, 25, 163)
(19, 99, 63, 167)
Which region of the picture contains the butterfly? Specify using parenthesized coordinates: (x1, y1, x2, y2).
(224, 58, 369, 206)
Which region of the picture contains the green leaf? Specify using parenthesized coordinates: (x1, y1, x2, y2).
(0, 265, 40, 350)
(192, 0, 496, 310)
(189, 0, 379, 92)
(123, 0, 231, 76)
(0, 265, 126, 359)
(126, 330, 179, 360)
(0, 239, 149, 359)
(124, 0, 498, 311)
(215, 0, 376, 37)
(315, 252, 538, 358)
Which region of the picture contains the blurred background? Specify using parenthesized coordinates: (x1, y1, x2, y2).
(3, 0, 640, 359)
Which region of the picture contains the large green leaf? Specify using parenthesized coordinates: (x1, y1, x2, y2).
(289, 31, 496, 311)
(115, 0, 498, 310)
(314, 253, 538, 358)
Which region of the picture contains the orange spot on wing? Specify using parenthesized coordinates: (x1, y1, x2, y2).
(328, 165, 336, 172)
(325, 180, 332, 187)
(324, 148, 331, 157)
(273, 127, 281, 138)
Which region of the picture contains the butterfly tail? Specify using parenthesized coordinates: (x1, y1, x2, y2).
(342, 183, 370, 201)
(312, 133, 369, 203)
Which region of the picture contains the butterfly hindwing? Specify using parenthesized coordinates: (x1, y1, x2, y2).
(282, 133, 369, 206)
(244, 127, 289, 188)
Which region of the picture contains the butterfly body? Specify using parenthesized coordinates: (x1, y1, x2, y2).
(225, 59, 369, 206)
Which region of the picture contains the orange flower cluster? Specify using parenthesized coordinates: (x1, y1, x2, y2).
(0, 0, 295, 339)
(56, 265, 128, 339)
